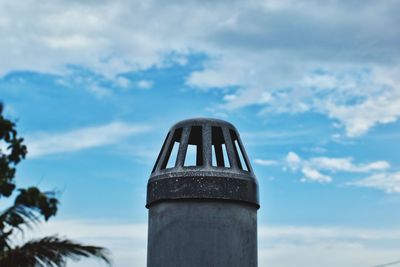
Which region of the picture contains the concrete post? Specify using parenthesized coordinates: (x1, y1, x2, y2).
(146, 118, 260, 267)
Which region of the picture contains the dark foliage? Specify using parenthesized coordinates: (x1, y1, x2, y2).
(0, 102, 111, 266)
(0, 236, 110, 267)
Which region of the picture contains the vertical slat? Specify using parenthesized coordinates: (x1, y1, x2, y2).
(176, 127, 190, 168)
(152, 132, 170, 173)
(158, 129, 176, 170)
(229, 129, 244, 170)
(222, 127, 238, 169)
(203, 124, 212, 167)
(214, 143, 224, 167)
(232, 140, 243, 170)
(238, 136, 253, 173)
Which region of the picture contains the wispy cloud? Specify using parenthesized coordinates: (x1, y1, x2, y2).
(26, 122, 152, 158)
(136, 80, 153, 90)
(114, 78, 153, 91)
(284, 152, 390, 183)
(254, 158, 279, 166)
(248, 152, 398, 193)
(300, 165, 332, 183)
(26, 219, 400, 267)
(1, 1, 399, 136)
(348, 172, 400, 193)
(241, 129, 315, 146)
(87, 84, 111, 99)
(259, 224, 400, 267)
(308, 157, 390, 173)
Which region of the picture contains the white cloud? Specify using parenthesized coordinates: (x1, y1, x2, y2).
(26, 122, 152, 158)
(258, 225, 400, 267)
(21, 220, 400, 267)
(285, 152, 390, 183)
(114, 76, 131, 88)
(310, 157, 390, 173)
(241, 129, 314, 146)
(87, 84, 111, 98)
(136, 80, 153, 90)
(348, 172, 400, 193)
(285, 152, 400, 194)
(254, 158, 278, 166)
(258, 225, 400, 240)
(1, 1, 400, 136)
(33, 220, 147, 241)
(285, 152, 301, 169)
(255, 68, 400, 137)
(259, 242, 399, 267)
(319, 69, 400, 137)
(300, 165, 332, 183)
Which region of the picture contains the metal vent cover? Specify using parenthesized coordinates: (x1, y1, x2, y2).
(146, 118, 259, 208)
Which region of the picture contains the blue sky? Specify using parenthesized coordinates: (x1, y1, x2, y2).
(1, 0, 400, 266)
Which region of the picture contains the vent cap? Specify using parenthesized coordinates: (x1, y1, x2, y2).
(146, 118, 259, 208)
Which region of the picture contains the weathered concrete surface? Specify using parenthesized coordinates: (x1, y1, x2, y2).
(146, 118, 259, 267)
(147, 200, 257, 267)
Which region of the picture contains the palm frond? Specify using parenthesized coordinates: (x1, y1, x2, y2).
(0, 204, 40, 250)
(0, 235, 111, 267)
(0, 204, 39, 230)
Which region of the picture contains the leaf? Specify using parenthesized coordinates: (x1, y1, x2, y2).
(0, 236, 112, 267)
(15, 188, 59, 221)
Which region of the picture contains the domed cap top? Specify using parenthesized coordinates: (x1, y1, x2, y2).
(146, 118, 259, 208)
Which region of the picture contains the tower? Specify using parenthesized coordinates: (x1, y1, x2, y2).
(146, 118, 260, 267)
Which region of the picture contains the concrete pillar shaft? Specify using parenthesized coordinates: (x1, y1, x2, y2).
(147, 200, 257, 267)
